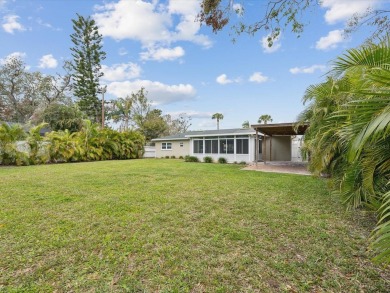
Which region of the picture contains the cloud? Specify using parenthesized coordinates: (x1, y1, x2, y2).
(321, 0, 375, 24)
(101, 62, 141, 81)
(107, 79, 196, 105)
(249, 72, 269, 83)
(38, 54, 58, 69)
(140, 46, 185, 61)
(167, 110, 212, 119)
(216, 74, 241, 85)
(2, 14, 25, 34)
(315, 29, 344, 50)
(289, 65, 327, 74)
(118, 47, 128, 56)
(93, 0, 211, 49)
(261, 33, 281, 53)
(0, 51, 26, 64)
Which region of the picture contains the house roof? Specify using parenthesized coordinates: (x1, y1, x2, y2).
(251, 122, 309, 136)
(152, 128, 257, 141)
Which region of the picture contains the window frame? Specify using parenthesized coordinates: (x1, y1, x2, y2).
(161, 142, 172, 150)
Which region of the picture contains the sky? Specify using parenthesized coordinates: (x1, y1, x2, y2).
(1, 0, 388, 130)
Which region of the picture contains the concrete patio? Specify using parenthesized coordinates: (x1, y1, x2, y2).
(242, 161, 311, 176)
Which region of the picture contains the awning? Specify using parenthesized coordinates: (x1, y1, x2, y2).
(251, 122, 308, 136)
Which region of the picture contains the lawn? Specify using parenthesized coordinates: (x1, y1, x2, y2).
(0, 159, 389, 292)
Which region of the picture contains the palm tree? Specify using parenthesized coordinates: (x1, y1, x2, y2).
(242, 120, 250, 128)
(109, 96, 133, 132)
(212, 113, 224, 130)
(299, 37, 390, 264)
(258, 114, 273, 124)
(0, 122, 28, 165)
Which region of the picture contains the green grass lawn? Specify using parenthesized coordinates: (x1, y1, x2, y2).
(0, 159, 389, 292)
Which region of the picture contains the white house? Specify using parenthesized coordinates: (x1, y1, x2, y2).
(152, 128, 260, 163)
(151, 123, 309, 163)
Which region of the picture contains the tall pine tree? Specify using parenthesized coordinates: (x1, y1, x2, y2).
(70, 14, 106, 123)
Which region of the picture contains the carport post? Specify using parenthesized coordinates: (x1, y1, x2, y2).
(255, 129, 259, 166)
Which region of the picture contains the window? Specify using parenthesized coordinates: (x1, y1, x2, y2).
(236, 138, 249, 154)
(180, 142, 184, 147)
(162, 142, 172, 150)
(205, 139, 218, 154)
(193, 140, 203, 153)
(219, 139, 234, 154)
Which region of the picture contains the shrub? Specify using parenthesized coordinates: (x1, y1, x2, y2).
(165, 155, 170, 159)
(239, 161, 247, 165)
(203, 156, 213, 163)
(179, 156, 184, 159)
(185, 155, 199, 162)
(170, 155, 176, 159)
(218, 157, 227, 164)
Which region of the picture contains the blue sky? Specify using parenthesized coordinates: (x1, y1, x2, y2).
(1, 0, 387, 130)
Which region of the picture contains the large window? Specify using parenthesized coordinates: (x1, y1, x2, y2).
(236, 138, 249, 154)
(193, 140, 203, 153)
(162, 142, 172, 150)
(219, 138, 234, 154)
(205, 139, 218, 154)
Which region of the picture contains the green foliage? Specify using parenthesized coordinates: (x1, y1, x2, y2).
(42, 103, 83, 133)
(179, 156, 184, 159)
(299, 37, 390, 264)
(212, 113, 224, 130)
(170, 156, 176, 159)
(184, 155, 199, 162)
(70, 14, 106, 123)
(165, 155, 170, 159)
(258, 114, 273, 124)
(203, 156, 213, 163)
(218, 157, 227, 164)
(0, 123, 28, 165)
(242, 120, 250, 128)
(0, 120, 145, 166)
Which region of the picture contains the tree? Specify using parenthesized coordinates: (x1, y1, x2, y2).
(242, 120, 250, 128)
(109, 96, 133, 132)
(298, 37, 390, 264)
(0, 56, 71, 124)
(141, 109, 168, 141)
(41, 103, 84, 133)
(164, 113, 192, 135)
(70, 14, 106, 123)
(197, 1, 390, 45)
(258, 114, 273, 124)
(212, 113, 224, 130)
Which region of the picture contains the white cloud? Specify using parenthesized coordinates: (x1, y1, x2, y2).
(118, 47, 128, 56)
(38, 54, 58, 69)
(289, 65, 327, 74)
(107, 79, 196, 105)
(316, 29, 344, 50)
(321, 0, 375, 24)
(2, 14, 25, 34)
(0, 51, 26, 64)
(93, 0, 211, 50)
(261, 33, 281, 53)
(167, 110, 212, 119)
(249, 72, 269, 83)
(216, 74, 241, 85)
(101, 62, 141, 81)
(140, 46, 185, 61)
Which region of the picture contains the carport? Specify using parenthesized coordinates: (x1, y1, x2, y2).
(251, 122, 309, 164)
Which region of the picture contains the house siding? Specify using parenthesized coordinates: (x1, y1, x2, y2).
(155, 140, 190, 158)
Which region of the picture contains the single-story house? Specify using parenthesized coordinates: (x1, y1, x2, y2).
(151, 123, 308, 163)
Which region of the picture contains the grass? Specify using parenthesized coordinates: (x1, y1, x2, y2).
(0, 159, 389, 292)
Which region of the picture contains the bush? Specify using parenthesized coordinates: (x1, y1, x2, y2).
(179, 156, 184, 159)
(218, 157, 227, 164)
(165, 155, 170, 159)
(239, 161, 247, 165)
(170, 155, 176, 159)
(185, 155, 199, 162)
(203, 156, 213, 163)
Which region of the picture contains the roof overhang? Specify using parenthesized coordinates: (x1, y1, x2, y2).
(251, 122, 309, 136)
(151, 137, 190, 142)
(186, 131, 256, 138)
